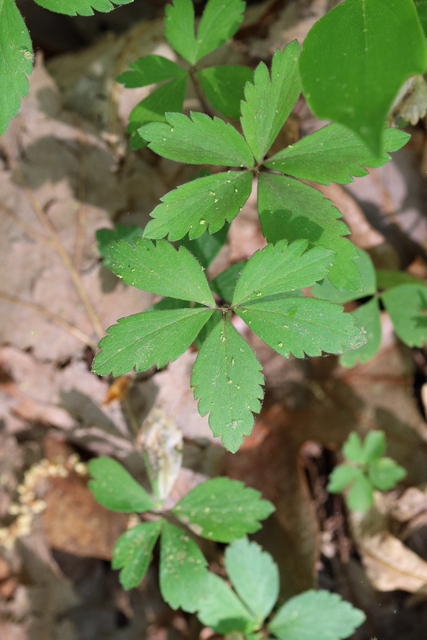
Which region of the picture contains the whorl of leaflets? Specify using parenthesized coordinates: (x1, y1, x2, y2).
(93, 238, 366, 452)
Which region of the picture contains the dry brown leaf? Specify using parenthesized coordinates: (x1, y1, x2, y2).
(350, 502, 427, 593)
(44, 470, 127, 559)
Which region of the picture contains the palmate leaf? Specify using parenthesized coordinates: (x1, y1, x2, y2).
(159, 522, 209, 612)
(368, 457, 406, 491)
(197, 572, 256, 634)
(88, 457, 156, 512)
(127, 75, 187, 149)
(299, 0, 427, 154)
(225, 538, 279, 624)
(144, 170, 252, 240)
(33, 0, 132, 16)
(312, 248, 377, 304)
(197, 65, 253, 120)
(92, 308, 213, 376)
(117, 55, 185, 88)
(140, 111, 254, 167)
(381, 283, 427, 347)
(108, 238, 215, 306)
(235, 296, 366, 359)
(232, 239, 335, 306)
(327, 464, 363, 493)
(347, 474, 374, 511)
(265, 125, 410, 185)
(0, 0, 33, 136)
(257, 173, 361, 291)
(339, 297, 381, 368)
(172, 477, 274, 542)
(269, 590, 365, 640)
(112, 521, 162, 589)
(194, 0, 246, 63)
(164, 0, 197, 64)
(191, 316, 264, 453)
(241, 43, 301, 162)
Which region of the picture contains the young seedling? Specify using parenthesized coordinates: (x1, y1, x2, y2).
(88, 456, 274, 610)
(94, 38, 409, 452)
(328, 430, 407, 512)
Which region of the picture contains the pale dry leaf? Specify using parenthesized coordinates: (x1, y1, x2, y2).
(350, 501, 427, 593)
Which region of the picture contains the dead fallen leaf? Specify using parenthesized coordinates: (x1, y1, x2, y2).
(350, 499, 427, 593)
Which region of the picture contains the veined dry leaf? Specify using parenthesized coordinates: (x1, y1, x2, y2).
(350, 498, 427, 593)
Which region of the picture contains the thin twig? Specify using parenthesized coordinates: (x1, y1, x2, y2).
(0, 290, 97, 349)
(0, 200, 54, 249)
(1, 142, 104, 340)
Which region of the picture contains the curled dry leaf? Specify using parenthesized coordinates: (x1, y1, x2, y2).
(349, 497, 427, 593)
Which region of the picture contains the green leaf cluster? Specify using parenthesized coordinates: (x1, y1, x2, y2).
(299, 0, 427, 154)
(313, 249, 427, 367)
(117, 0, 252, 148)
(198, 537, 365, 639)
(140, 40, 409, 291)
(328, 431, 407, 512)
(88, 456, 274, 609)
(93, 237, 367, 452)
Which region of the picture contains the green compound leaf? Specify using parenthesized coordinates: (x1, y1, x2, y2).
(197, 65, 253, 120)
(33, 0, 132, 16)
(112, 520, 162, 589)
(108, 238, 215, 306)
(347, 474, 374, 511)
(225, 538, 279, 624)
(362, 430, 386, 462)
(88, 457, 156, 512)
(339, 298, 381, 368)
(312, 248, 376, 304)
(381, 283, 427, 347)
(159, 521, 209, 612)
(172, 477, 274, 542)
(235, 297, 367, 359)
(96, 225, 143, 270)
(265, 125, 410, 185)
(232, 239, 335, 306)
(180, 223, 230, 270)
(92, 308, 213, 377)
(257, 173, 361, 292)
(342, 432, 365, 465)
(0, 0, 33, 136)
(368, 457, 407, 491)
(194, 0, 246, 63)
(299, 0, 427, 155)
(415, 0, 427, 36)
(117, 55, 185, 88)
(127, 75, 188, 149)
(140, 111, 254, 167)
(327, 465, 363, 494)
(164, 0, 197, 64)
(198, 572, 256, 634)
(210, 261, 246, 303)
(241, 43, 301, 162)
(191, 317, 264, 453)
(144, 170, 252, 241)
(269, 589, 365, 640)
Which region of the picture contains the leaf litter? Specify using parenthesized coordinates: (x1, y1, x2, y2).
(1, 1, 427, 639)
